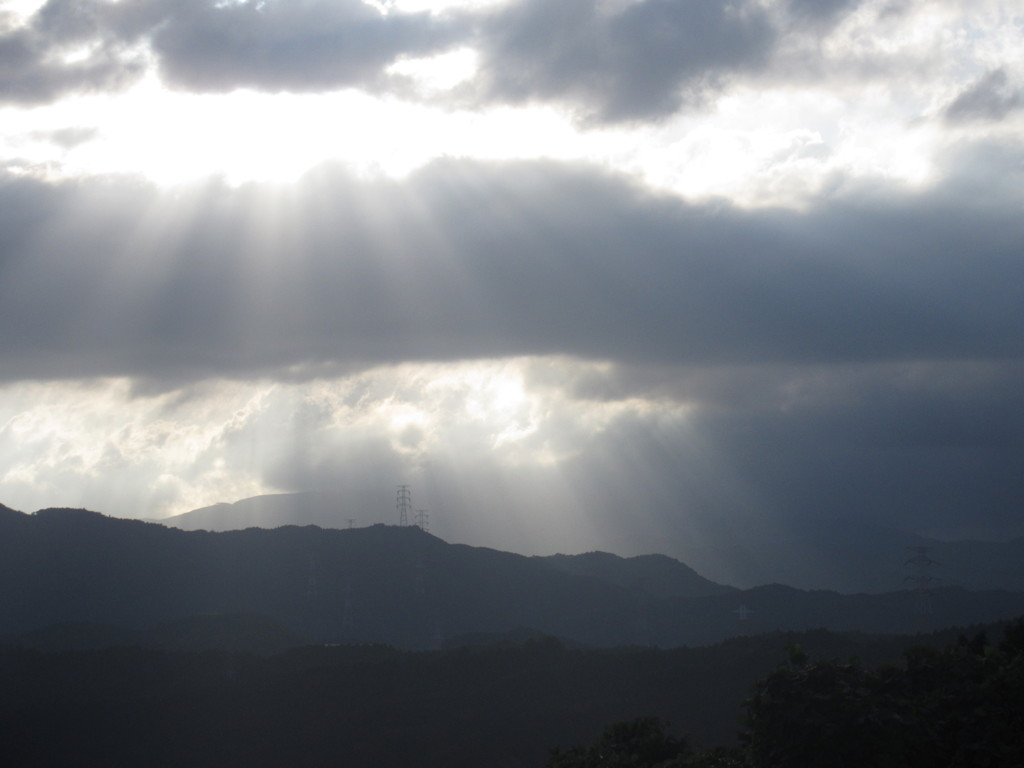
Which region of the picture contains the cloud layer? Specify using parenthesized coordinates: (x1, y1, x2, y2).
(1, 152, 1021, 384)
(3, 0, 1000, 124)
(466, 0, 778, 123)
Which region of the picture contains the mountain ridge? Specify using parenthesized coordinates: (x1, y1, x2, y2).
(3, 503, 1024, 649)
(160, 492, 1024, 594)
(1, 506, 733, 647)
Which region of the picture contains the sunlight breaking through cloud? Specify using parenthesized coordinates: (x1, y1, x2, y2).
(1, 0, 1023, 589)
(0, 360, 663, 525)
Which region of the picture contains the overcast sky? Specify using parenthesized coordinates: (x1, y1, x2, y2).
(1, 0, 1022, 580)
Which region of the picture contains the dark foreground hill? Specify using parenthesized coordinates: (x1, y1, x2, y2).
(0, 621, 1008, 768)
(2, 505, 1023, 648)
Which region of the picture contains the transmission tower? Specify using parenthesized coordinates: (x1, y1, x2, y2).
(905, 546, 939, 633)
(414, 509, 429, 533)
(397, 485, 412, 527)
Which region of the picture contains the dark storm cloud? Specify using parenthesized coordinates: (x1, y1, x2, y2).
(693, 360, 1024, 583)
(684, 362, 1024, 527)
(539, 356, 1024, 516)
(944, 68, 1024, 124)
(465, 0, 777, 123)
(502, 356, 1024, 587)
(0, 149, 1022, 384)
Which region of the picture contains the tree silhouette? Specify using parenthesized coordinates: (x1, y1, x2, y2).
(742, 619, 1024, 767)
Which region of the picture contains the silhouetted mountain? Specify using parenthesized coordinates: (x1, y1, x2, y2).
(158, 492, 354, 531)
(0, 502, 21, 515)
(167, 493, 1024, 594)
(2, 506, 724, 647)
(539, 551, 734, 600)
(3, 505, 1024, 650)
(679, 532, 1024, 595)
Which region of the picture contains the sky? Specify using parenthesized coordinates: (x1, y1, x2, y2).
(1, 0, 1023, 582)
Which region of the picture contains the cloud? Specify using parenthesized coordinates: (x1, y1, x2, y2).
(136, 0, 890, 126)
(0, 0, 885, 120)
(1, 149, 1022, 385)
(0, 377, 271, 518)
(944, 68, 1024, 124)
(0, 0, 467, 103)
(520, 356, 1024, 542)
(140, 0, 784, 117)
(679, 361, 1024, 532)
(784, 0, 864, 28)
(30, 126, 99, 148)
(148, 0, 468, 93)
(0, 0, 146, 105)
(0, 0, 997, 136)
(463, 0, 778, 124)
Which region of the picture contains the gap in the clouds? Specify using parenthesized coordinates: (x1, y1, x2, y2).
(25, 75, 602, 188)
(0, 356, 718, 573)
(4, 77, 952, 210)
(2, 0, 44, 26)
(0, 359, 654, 536)
(388, 48, 479, 92)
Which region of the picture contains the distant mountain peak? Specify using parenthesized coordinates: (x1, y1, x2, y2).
(160, 492, 362, 532)
(33, 506, 105, 518)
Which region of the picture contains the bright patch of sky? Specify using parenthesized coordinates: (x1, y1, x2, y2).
(0, 360, 654, 530)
